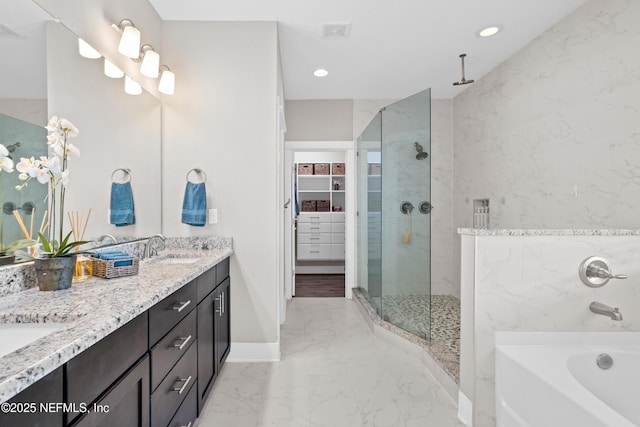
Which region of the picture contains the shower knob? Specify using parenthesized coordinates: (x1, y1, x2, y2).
(400, 201, 414, 214)
(419, 201, 433, 214)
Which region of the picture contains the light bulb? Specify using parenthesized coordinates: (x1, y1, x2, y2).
(158, 67, 175, 95)
(124, 75, 142, 95)
(104, 59, 124, 78)
(118, 24, 141, 58)
(78, 38, 101, 59)
(140, 47, 160, 78)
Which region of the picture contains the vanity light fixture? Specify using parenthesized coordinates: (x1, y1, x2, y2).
(477, 25, 502, 38)
(138, 45, 160, 78)
(104, 59, 124, 78)
(115, 19, 141, 59)
(314, 68, 329, 77)
(124, 75, 142, 95)
(158, 65, 175, 95)
(78, 38, 101, 59)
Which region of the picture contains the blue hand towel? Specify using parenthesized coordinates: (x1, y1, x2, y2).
(182, 182, 207, 226)
(110, 182, 135, 227)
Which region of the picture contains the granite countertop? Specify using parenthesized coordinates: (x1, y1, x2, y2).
(458, 228, 640, 236)
(0, 247, 233, 403)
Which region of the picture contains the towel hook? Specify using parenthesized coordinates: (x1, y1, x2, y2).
(186, 168, 207, 183)
(111, 168, 131, 183)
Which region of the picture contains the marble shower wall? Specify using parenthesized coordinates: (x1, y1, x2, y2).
(453, 0, 640, 231)
(461, 231, 640, 427)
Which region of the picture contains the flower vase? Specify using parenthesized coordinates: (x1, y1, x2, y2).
(73, 254, 93, 282)
(34, 255, 77, 291)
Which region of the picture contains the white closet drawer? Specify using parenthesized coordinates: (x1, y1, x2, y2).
(298, 213, 331, 223)
(297, 244, 331, 260)
(331, 223, 345, 233)
(331, 233, 345, 244)
(298, 223, 331, 233)
(331, 244, 345, 260)
(298, 233, 331, 244)
(331, 212, 346, 223)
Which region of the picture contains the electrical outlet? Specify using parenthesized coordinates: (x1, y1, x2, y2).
(209, 209, 218, 224)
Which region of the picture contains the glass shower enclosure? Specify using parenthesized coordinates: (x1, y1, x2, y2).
(356, 88, 432, 340)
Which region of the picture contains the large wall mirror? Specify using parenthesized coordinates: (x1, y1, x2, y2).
(0, 0, 162, 261)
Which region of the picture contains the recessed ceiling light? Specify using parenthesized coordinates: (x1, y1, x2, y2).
(477, 25, 502, 38)
(314, 69, 329, 77)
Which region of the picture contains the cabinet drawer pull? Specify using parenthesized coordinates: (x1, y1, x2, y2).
(181, 423, 193, 427)
(173, 335, 192, 351)
(221, 291, 225, 316)
(173, 375, 192, 394)
(171, 300, 191, 312)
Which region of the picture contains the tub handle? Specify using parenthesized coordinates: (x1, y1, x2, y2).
(579, 256, 628, 288)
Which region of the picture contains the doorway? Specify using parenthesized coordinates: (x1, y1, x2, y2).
(283, 141, 356, 305)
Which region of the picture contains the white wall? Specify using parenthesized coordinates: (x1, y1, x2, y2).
(0, 99, 47, 127)
(162, 21, 281, 352)
(285, 100, 353, 141)
(461, 232, 640, 426)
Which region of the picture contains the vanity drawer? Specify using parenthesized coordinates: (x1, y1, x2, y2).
(297, 233, 331, 244)
(298, 223, 331, 233)
(150, 309, 197, 392)
(331, 222, 345, 233)
(149, 280, 196, 346)
(151, 342, 197, 427)
(331, 233, 345, 244)
(331, 212, 346, 223)
(331, 244, 345, 260)
(196, 267, 216, 304)
(168, 380, 197, 427)
(66, 313, 148, 423)
(216, 257, 230, 284)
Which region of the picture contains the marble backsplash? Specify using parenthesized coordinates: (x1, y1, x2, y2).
(0, 236, 232, 298)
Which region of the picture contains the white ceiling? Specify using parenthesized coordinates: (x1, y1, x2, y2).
(1, 0, 588, 101)
(149, 0, 588, 100)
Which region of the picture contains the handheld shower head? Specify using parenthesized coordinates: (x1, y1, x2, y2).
(414, 142, 428, 160)
(453, 53, 474, 86)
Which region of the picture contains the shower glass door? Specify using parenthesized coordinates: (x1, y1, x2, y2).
(356, 112, 382, 314)
(381, 88, 432, 339)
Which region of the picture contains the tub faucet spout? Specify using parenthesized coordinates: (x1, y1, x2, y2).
(590, 301, 623, 321)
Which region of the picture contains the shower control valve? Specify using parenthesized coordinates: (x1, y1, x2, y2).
(579, 256, 628, 288)
(419, 201, 433, 214)
(400, 202, 414, 214)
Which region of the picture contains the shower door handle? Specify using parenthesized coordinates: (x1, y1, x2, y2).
(419, 201, 433, 214)
(284, 198, 291, 209)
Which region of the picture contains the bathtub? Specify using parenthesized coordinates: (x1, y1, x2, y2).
(495, 331, 640, 427)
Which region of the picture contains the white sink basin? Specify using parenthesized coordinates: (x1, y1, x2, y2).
(156, 257, 201, 265)
(0, 323, 65, 359)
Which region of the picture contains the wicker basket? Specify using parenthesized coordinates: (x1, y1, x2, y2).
(316, 200, 330, 212)
(298, 163, 313, 175)
(301, 200, 317, 212)
(332, 163, 345, 175)
(91, 256, 139, 279)
(313, 163, 329, 175)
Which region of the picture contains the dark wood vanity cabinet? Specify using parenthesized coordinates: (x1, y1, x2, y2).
(1, 256, 230, 427)
(197, 257, 231, 414)
(0, 366, 63, 427)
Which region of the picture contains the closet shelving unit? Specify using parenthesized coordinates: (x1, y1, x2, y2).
(296, 163, 346, 261)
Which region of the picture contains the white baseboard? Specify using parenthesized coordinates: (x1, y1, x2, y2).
(458, 391, 473, 426)
(226, 342, 281, 362)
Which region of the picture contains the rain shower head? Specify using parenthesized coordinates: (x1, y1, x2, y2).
(452, 53, 474, 86)
(414, 142, 428, 160)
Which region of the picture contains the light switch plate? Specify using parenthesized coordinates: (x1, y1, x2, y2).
(209, 209, 218, 224)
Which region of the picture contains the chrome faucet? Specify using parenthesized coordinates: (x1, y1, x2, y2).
(590, 301, 623, 321)
(97, 234, 117, 245)
(143, 234, 166, 259)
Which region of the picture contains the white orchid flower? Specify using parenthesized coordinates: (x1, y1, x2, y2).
(16, 157, 35, 173)
(59, 119, 79, 137)
(0, 144, 8, 157)
(18, 173, 28, 181)
(34, 168, 50, 184)
(47, 132, 63, 147)
(0, 155, 13, 173)
(54, 142, 80, 158)
(45, 116, 59, 131)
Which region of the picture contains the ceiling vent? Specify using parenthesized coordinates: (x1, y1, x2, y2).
(0, 23, 19, 39)
(321, 23, 351, 39)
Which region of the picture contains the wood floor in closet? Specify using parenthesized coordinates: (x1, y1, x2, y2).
(294, 274, 345, 297)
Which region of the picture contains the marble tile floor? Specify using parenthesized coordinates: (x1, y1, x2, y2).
(196, 297, 463, 427)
